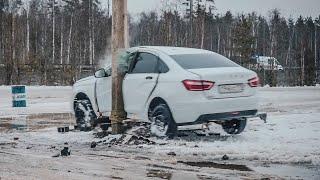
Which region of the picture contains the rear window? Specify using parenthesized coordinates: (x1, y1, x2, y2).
(170, 53, 239, 69)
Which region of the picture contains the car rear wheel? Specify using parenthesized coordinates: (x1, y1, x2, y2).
(221, 118, 247, 134)
(149, 104, 177, 138)
(74, 99, 97, 131)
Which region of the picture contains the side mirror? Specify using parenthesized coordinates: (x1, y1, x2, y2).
(94, 68, 107, 78)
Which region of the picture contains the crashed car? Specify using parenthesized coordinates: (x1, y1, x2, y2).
(72, 46, 266, 137)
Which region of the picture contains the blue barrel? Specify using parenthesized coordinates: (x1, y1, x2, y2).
(12, 85, 27, 107)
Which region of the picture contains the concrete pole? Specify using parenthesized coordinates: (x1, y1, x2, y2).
(110, 0, 127, 134)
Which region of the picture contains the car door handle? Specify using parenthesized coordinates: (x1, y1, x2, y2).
(145, 76, 153, 80)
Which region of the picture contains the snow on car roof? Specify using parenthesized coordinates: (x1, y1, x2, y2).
(139, 46, 211, 55)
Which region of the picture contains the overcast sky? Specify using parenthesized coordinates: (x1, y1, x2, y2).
(102, 0, 320, 19)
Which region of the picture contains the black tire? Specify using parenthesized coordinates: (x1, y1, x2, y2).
(74, 99, 97, 131)
(221, 118, 247, 134)
(148, 104, 177, 138)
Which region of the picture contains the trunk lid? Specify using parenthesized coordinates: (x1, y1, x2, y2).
(187, 67, 257, 99)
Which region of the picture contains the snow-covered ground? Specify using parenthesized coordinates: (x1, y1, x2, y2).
(0, 86, 320, 179)
(0, 86, 72, 118)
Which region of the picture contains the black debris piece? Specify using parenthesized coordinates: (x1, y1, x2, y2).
(52, 153, 60, 158)
(61, 147, 71, 156)
(57, 127, 70, 133)
(91, 141, 97, 148)
(222, 154, 229, 161)
(100, 123, 109, 131)
(167, 152, 176, 156)
(94, 131, 109, 138)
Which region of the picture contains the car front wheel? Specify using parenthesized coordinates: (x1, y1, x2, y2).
(221, 118, 247, 134)
(74, 99, 97, 131)
(149, 104, 177, 138)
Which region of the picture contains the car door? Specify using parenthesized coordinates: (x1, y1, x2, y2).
(96, 67, 112, 114)
(123, 52, 159, 114)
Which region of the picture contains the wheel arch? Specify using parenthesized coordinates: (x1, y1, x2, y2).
(148, 97, 176, 123)
(148, 97, 168, 111)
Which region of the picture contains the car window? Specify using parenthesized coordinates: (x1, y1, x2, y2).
(170, 53, 239, 69)
(158, 60, 169, 73)
(131, 53, 158, 73)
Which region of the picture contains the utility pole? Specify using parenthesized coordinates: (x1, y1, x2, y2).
(110, 0, 127, 134)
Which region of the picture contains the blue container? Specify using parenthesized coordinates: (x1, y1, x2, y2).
(12, 85, 27, 107)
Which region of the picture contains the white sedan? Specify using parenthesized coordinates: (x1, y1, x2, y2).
(72, 46, 264, 137)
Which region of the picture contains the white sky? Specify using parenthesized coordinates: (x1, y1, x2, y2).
(101, 0, 320, 20)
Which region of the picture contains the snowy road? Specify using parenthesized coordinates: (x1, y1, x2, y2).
(0, 86, 320, 179)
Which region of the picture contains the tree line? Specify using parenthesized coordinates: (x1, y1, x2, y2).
(1, 0, 319, 86)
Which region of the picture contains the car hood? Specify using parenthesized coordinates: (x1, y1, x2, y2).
(75, 76, 95, 84)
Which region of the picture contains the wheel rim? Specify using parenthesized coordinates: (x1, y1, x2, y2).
(150, 107, 169, 137)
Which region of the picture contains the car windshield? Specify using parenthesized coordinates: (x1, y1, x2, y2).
(170, 53, 239, 69)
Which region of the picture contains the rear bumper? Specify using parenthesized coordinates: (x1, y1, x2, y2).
(169, 95, 259, 125)
(177, 109, 258, 126)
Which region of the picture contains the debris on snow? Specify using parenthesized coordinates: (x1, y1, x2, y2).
(127, 125, 151, 138)
(57, 127, 69, 133)
(60, 147, 71, 156)
(118, 134, 156, 145)
(150, 122, 168, 137)
(94, 131, 109, 138)
(222, 154, 229, 161)
(100, 123, 109, 131)
(167, 152, 176, 156)
(52, 153, 60, 158)
(90, 141, 97, 148)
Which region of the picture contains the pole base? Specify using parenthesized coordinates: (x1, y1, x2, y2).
(110, 110, 127, 134)
(111, 122, 123, 134)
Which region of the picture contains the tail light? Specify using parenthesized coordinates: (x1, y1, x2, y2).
(182, 80, 214, 91)
(248, 77, 260, 87)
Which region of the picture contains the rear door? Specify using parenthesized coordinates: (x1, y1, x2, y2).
(123, 52, 159, 114)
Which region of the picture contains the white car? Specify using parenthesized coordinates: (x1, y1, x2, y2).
(72, 46, 265, 137)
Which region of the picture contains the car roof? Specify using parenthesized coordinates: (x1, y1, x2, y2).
(137, 46, 211, 55)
